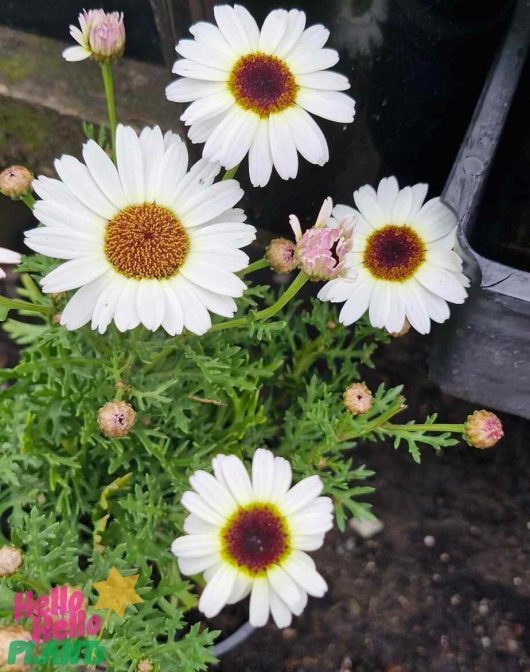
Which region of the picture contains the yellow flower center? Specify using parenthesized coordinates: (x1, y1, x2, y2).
(229, 53, 298, 117)
(363, 225, 425, 281)
(104, 204, 189, 280)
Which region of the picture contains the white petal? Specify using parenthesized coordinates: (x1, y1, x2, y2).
(267, 565, 306, 614)
(412, 198, 456, 242)
(288, 48, 339, 74)
(248, 118, 274, 188)
(269, 590, 293, 628)
(54, 156, 116, 219)
(279, 475, 323, 515)
(0, 247, 21, 265)
(181, 261, 246, 298)
(284, 550, 328, 598)
(175, 38, 234, 71)
(179, 181, 244, 227)
(82, 140, 128, 209)
(415, 264, 468, 304)
(218, 454, 254, 506)
(391, 187, 414, 224)
(199, 564, 237, 618)
(190, 470, 237, 516)
(183, 513, 217, 535)
(177, 554, 219, 576)
(154, 140, 189, 207)
(113, 282, 140, 332)
(376, 177, 399, 219)
(354, 185, 385, 226)
(136, 281, 165, 332)
(270, 456, 292, 502)
(368, 282, 392, 329)
(296, 70, 350, 91)
(274, 9, 306, 57)
(60, 274, 111, 330)
(171, 277, 212, 335)
(41, 257, 109, 293)
(116, 125, 145, 204)
(402, 279, 432, 334)
(166, 79, 226, 103)
(269, 114, 298, 180)
(160, 283, 185, 336)
(251, 449, 275, 500)
(249, 578, 269, 627)
(284, 106, 329, 166)
(172, 59, 229, 81)
(226, 572, 253, 605)
(214, 5, 255, 53)
(91, 276, 126, 333)
(171, 534, 220, 558)
(259, 9, 289, 54)
(182, 282, 237, 317)
(297, 89, 355, 123)
(181, 491, 226, 526)
(63, 46, 89, 61)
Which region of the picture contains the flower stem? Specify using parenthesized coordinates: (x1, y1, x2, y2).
(238, 257, 268, 277)
(209, 271, 309, 333)
(20, 193, 35, 210)
(222, 165, 239, 180)
(100, 63, 117, 159)
(383, 422, 465, 433)
(0, 295, 53, 315)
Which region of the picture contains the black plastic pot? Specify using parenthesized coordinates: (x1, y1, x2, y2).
(430, 0, 530, 420)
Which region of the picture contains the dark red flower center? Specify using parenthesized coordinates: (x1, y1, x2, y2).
(363, 225, 425, 281)
(229, 53, 298, 117)
(221, 504, 290, 575)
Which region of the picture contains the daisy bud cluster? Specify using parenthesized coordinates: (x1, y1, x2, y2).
(63, 10, 125, 63)
(344, 382, 373, 415)
(464, 410, 504, 449)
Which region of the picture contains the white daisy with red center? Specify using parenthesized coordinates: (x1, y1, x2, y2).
(24, 124, 255, 335)
(171, 449, 333, 628)
(166, 5, 356, 187)
(318, 176, 470, 334)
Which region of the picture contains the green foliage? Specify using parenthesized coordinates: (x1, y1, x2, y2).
(0, 260, 463, 670)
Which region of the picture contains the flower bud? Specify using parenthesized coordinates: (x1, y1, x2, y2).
(0, 626, 32, 672)
(389, 319, 411, 337)
(266, 238, 297, 273)
(464, 410, 503, 449)
(0, 546, 22, 577)
(0, 166, 33, 199)
(63, 10, 125, 64)
(344, 382, 373, 415)
(138, 660, 154, 672)
(98, 401, 136, 437)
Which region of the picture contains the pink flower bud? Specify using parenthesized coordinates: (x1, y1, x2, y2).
(266, 238, 297, 273)
(290, 198, 355, 281)
(0, 165, 33, 198)
(63, 9, 125, 63)
(344, 382, 373, 415)
(464, 410, 503, 449)
(98, 401, 136, 437)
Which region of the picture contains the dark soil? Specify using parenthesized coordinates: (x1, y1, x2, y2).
(214, 332, 530, 672)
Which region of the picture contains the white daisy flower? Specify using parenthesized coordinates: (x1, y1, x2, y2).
(171, 449, 333, 628)
(0, 248, 21, 279)
(24, 124, 256, 336)
(332, 0, 388, 59)
(166, 5, 356, 187)
(318, 176, 470, 334)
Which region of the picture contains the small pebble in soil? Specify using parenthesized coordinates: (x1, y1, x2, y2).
(450, 594, 462, 606)
(282, 628, 297, 641)
(349, 518, 384, 539)
(440, 552, 450, 563)
(432, 573, 442, 584)
(423, 535, 436, 547)
(339, 656, 352, 672)
(365, 561, 377, 574)
(478, 600, 489, 616)
(469, 526, 481, 536)
(481, 637, 491, 649)
(513, 576, 523, 586)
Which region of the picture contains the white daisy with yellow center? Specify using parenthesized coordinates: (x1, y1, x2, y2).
(318, 176, 470, 334)
(171, 449, 333, 628)
(24, 124, 255, 335)
(166, 5, 356, 187)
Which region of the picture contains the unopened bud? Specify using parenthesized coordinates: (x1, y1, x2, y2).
(63, 9, 125, 64)
(0, 166, 33, 199)
(266, 238, 297, 273)
(0, 546, 22, 577)
(138, 660, 154, 672)
(464, 410, 503, 449)
(344, 382, 373, 416)
(0, 626, 32, 671)
(326, 320, 337, 330)
(390, 319, 411, 337)
(97, 401, 136, 437)
(297, 227, 349, 281)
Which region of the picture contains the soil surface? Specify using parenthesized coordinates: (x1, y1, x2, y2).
(213, 332, 530, 672)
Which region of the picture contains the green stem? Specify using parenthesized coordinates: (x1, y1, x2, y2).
(209, 271, 309, 334)
(20, 193, 35, 209)
(222, 165, 239, 180)
(384, 422, 465, 433)
(338, 402, 405, 443)
(238, 257, 269, 277)
(100, 63, 117, 159)
(0, 295, 53, 315)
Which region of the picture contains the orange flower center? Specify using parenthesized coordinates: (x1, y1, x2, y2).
(104, 204, 189, 279)
(229, 53, 298, 117)
(363, 225, 425, 282)
(221, 504, 290, 576)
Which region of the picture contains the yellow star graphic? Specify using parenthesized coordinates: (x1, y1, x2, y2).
(93, 566, 143, 618)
